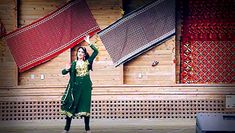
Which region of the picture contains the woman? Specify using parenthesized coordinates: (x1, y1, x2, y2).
(61, 35, 98, 133)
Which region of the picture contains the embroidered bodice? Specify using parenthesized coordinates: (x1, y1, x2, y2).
(75, 60, 89, 77)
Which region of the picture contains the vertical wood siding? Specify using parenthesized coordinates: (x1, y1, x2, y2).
(0, 0, 17, 87)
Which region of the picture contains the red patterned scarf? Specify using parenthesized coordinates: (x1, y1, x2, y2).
(3, 0, 100, 72)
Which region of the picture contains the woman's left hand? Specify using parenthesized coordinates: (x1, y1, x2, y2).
(84, 35, 91, 44)
(65, 62, 71, 70)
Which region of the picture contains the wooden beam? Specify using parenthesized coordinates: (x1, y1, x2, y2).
(175, 0, 182, 84)
(15, 0, 19, 86)
(119, 64, 124, 84)
(15, 0, 19, 28)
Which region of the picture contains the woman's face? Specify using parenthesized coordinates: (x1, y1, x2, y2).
(77, 48, 85, 60)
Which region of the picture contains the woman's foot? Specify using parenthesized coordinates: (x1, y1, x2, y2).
(86, 130, 91, 133)
(62, 130, 68, 133)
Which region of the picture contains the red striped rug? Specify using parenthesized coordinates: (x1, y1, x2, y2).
(3, 0, 100, 72)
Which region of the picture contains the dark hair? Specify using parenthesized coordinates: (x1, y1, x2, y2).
(76, 47, 93, 71)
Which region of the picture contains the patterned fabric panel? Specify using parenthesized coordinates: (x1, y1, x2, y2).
(99, 0, 175, 66)
(180, 0, 235, 83)
(3, 0, 100, 72)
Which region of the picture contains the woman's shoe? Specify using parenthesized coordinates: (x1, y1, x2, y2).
(86, 130, 91, 133)
(62, 130, 68, 133)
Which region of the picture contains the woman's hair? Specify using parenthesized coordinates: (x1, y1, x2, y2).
(76, 46, 93, 70)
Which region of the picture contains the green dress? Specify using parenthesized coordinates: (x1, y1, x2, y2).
(60, 44, 98, 118)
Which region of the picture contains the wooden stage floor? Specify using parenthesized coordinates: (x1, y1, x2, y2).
(0, 119, 195, 133)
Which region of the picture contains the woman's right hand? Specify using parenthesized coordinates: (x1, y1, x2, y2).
(84, 35, 91, 44)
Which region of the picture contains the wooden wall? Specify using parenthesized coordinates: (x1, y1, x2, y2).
(124, 37, 175, 85)
(12, 0, 123, 87)
(0, 0, 17, 87)
(0, 0, 68, 87)
(17, 0, 69, 87)
(122, 0, 177, 85)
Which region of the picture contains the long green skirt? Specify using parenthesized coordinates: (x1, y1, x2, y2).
(61, 76, 92, 118)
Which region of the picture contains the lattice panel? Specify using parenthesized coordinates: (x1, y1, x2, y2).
(0, 99, 230, 121)
(0, 101, 62, 121)
(191, 41, 234, 83)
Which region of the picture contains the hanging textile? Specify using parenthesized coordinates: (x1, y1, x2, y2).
(98, 0, 175, 66)
(3, 0, 100, 72)
(180, 0, 235, 83)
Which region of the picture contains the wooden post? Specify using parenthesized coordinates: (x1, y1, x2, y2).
(14, 0, 19, 86)
(119, 64, 124, 84)
(15, 0, 19, 28)
(119, 0, 124, 85)
(175, 0, 181, 84)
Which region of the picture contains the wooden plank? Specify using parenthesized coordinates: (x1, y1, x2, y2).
(132, 56, 173, 61)
(92, 80, 121, 85)
(89, 6, 121, 10)
(87, 0, 121, 5)
(124, 80, 174, 85)
(0, 85, 234, 96)
(123, 80, 174, 84)
(126, 60, 174, 66)
(0, 62, 17, 68)
(119, 64, 124, 84)
(0, 0, 14, 4)
(124, 75, 174, 81)
(125, 65, 174, 71)
(91, 76, 121, 81)
(0, 70, 18, 78)
(19, 0, 66, 26)
(91, 72, 122, 76)
(91, 10, 122, 15)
